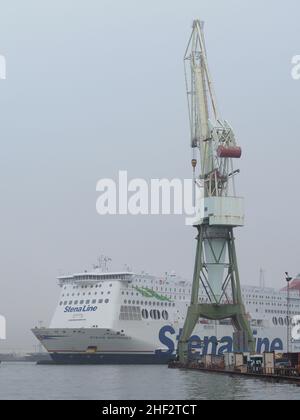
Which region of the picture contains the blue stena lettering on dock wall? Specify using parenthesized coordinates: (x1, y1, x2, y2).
(157, 326, 284, 356)
(64, 305, 98, 313)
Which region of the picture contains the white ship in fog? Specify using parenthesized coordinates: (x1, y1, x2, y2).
(32, 270, 300, 364)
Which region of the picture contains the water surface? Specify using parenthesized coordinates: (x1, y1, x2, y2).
(0, 363, 299, 400)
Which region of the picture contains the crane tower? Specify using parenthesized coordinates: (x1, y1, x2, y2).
(178, 20, 255, 363)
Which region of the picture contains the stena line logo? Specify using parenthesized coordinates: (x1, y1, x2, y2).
(64, 305, 98, 313)
(157, 326, 284, 356)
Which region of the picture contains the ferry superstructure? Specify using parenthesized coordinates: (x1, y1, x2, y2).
(32, 271, 300, 364)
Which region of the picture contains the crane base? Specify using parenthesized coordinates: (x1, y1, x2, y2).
(177, 225, 255, 364)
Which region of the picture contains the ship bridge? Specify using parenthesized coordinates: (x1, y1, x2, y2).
(57, 272, 134, 286)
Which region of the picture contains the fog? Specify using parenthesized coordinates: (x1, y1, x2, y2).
(0, 0, 299, 351)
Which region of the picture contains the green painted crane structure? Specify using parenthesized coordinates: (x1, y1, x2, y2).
(178, 20, 255, 363)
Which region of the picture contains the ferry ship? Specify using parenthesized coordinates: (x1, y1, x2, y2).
(32, 271, 300, 364)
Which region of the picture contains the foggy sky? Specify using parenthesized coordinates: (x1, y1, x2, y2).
(0, 0, 299, 351)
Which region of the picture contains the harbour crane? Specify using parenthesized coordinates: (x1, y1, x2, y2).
(178, 20, 255, 363)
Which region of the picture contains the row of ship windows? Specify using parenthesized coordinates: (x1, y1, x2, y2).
(245, 295, 285, 300)
(70, 275, 126, 281)
(62, 286, 298, 305)
(266, 309, 299, 315)
(62, 291, 298, 306)
(134, 281, 189, 294)
(128, 288, 295, 300)
(141, 309, 169, 321)
(62, 292, 111, 297)
(272, 316, 292, 326)
(122, 291, 188, 300)
(64, 283, 190, 294)
(123, 300, 175, 307)
(266, 303, 298, 308)
(123, 288, 192, 295)
(64, 284, 113, 290)
(248, 302, 299, 309)
(119, 308, 169, 321)
(60, 299, 109, 306)
(62, 284, 295, 299)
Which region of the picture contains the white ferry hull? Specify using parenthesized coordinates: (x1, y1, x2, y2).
(32, 323, 300, 364)
(32, 271, 300, 364)
(32, 327, 174, 364)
